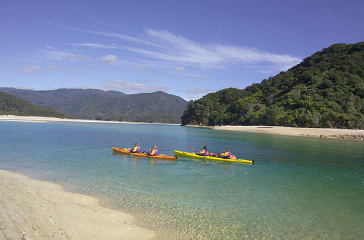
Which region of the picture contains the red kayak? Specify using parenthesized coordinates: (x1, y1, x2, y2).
(112, 147, 177, 160)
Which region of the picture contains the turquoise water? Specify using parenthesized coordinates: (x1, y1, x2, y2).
(1, 121, 364, 239)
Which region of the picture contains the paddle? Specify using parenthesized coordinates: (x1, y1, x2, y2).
(188, 147, 195, 151)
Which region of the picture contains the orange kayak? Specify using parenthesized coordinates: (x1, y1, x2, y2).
(112, 147, 177, 160)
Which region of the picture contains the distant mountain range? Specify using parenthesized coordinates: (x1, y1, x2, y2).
(0, 88, 188, 124)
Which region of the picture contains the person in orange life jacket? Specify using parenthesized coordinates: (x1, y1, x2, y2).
(196, 146, 208, 156)
(147, 145, 158, 155)
(130, 143, 140, 153)
(218, 148, 231, 159)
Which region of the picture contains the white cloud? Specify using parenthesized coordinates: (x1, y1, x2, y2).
(75, 55, 92, 62)
(184, 87, 215, 100)
(136, 79, 153, 83)
(118, 29, 302, 71)
(101, 54, 117, 65)
(53, 23, 158, 46)
(171, 67, 185, 74)
(47, 65, 62, 71)
(183, 74, 200, 79)
(124, 63, 148, 71)
(186, 87, 202, 95)
(13, 86, 37, 90)
(22, 65, 41, 74)
(40, 48, 92, 62)
(134, 65, 147, 71)
(70, 43, 117, 49)
(69, 66, 93, 74)
(69, 68, 80, 74)
(103, 80, 170, 93)
(56, 24, 302, 72)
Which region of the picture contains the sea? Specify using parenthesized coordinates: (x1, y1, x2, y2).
(0, 120, 363, 239)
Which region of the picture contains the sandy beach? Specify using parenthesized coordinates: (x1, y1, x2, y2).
(0, 115, 179, 125)
(0, 170, 156, 240)
(212, 125, 364, 140)
(0, 115, 124, 124)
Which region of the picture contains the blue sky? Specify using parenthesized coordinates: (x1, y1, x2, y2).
(1, 0, 363, 100)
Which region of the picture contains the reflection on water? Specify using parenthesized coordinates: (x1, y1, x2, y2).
(0, 121, 363, 239)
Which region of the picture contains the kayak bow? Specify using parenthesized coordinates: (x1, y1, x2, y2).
(174, 150, 253, 164)
(112, 147, 177, 160)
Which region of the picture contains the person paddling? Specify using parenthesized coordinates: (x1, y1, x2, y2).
(147, 145, 158, 156)
(196, 146, 208, 156)
(218, 148, 231, 159)
(130, 143, 140, 153)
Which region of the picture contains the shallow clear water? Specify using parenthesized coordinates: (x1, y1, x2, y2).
(1, 121, 364, 239)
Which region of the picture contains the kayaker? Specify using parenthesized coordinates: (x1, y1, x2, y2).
(196, 146, 208, 156)
(218, 148, 231, 159)
(147, 145, 158, 156)
(130, 143, 140, 153)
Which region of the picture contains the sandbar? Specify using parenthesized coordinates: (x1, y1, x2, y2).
(0, 170, 156, 240)
(0, 115, 178, 125)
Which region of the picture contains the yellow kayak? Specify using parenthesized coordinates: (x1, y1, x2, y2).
(174, 150, 254, 164)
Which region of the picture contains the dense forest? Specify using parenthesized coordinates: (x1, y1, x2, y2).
(0, 88, 187, 124)
(0, 92, 68, 118)
(181, 42, 364, 129)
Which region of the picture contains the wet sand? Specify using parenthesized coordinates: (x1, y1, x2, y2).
(0, 170, 156, 240)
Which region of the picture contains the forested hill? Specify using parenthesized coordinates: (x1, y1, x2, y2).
(0, 92, 68, 118)
(181, 42, 364, 129)
(0, 88, 187, 124)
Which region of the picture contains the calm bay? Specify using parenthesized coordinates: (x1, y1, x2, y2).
(1, 120, 363, 239)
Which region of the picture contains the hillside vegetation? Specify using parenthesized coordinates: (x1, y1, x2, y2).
(0, 88, 187, 124)
(181, 42, 364, 129)
(0, 92, 68, 118)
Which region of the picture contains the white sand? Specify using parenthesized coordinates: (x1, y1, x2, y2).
(0, 170, 156, 240)
(212, 125, 364, 140)
(0, 115, 178, 125)
(0, 115, 121, 123)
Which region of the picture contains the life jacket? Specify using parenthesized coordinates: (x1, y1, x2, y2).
(219, 151, 231, 158)
(201, 149, 208, 156)
(150, 149, 158, 155)
(132, 146, 140, 153)
(197, 149, 208, 156)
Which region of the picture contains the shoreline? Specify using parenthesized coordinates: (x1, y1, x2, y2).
(1, 115, 364, 140)
(0, 169, 156, 240)
(191, 125, 364, 140)
(0, 115, 179, 125)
